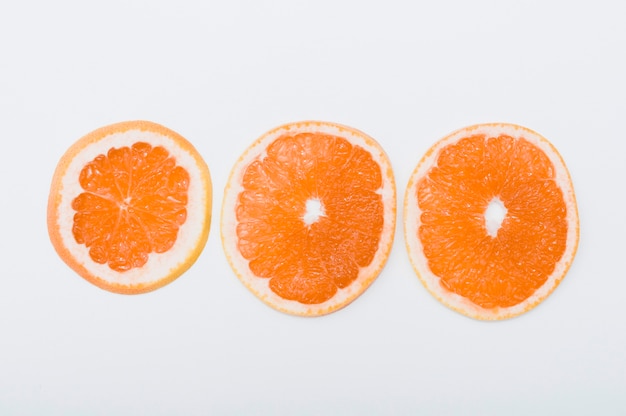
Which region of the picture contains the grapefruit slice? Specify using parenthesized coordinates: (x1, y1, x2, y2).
(48, 120, 212, 294)
(221, 121, 396, 316)
(404, 123, 579, 320)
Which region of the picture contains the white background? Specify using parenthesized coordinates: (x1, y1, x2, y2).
(1, 1, 625, 414)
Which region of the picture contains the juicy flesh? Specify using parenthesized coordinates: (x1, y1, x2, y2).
(71, 142, 189, 272)
(236, 133, 384, 304)
(417, 134, 568, 309)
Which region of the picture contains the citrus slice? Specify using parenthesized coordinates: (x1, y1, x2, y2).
(404, 123, 579, 320)
(221, 121, 396, 316)
(47, 120, 212, 294)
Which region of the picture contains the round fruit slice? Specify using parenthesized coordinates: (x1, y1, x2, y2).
(221, 121, 396, 316)
(48, 120, 212, 294)
(404, 123, 579, 320)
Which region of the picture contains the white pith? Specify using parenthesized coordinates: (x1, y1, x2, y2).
(221, 121, 396, 316)
(303, 198, 325, 226)
(55, 129, 210, 288)
(484, 197, 507, 237)
(403, 123, 579, 320)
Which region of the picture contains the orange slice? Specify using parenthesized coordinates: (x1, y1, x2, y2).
(404, 123, 579, 320)
(221, 121, 396, 316)
(47, 121, 212, 294)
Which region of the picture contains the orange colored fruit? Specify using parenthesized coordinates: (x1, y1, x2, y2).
(47, 121, 212, 294)
(404, 123, 579, 320)
(221, 121, 396, 316)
